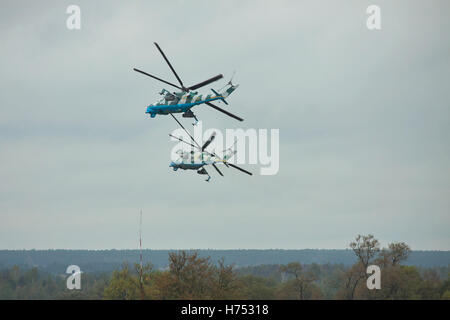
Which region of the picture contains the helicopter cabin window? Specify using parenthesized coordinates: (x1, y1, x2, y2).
(165, 94, 175, 101)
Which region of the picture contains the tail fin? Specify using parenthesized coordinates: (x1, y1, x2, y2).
(223, 138, 238, 161)
(220, 83, 239, 99)
(211, 84, 238, 106)
(215, 72, 239, 104)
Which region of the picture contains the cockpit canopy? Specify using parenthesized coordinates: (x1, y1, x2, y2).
(165, 94, 176, 101)
(153, 93, 177, 105)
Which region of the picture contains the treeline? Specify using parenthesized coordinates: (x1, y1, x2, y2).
(1, 235, 449, 300)
(1, 248, 449, 274)
(0, 266, 109, 299)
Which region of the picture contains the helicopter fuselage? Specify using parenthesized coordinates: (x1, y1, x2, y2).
(169, 162, 205, 171)
(169, 151, 218, 171)
(146, 92, 224, 118)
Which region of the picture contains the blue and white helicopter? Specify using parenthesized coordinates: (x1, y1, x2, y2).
(168, 114, 252, 181)
(134, 42, 243, 123)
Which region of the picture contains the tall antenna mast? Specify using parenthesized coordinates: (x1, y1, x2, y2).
(140, 210, 143, 269)
(139, 210, 144, 298)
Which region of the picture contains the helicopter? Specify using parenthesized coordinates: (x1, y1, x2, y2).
(168, 114, 252, 181)
(133, 42, 243, 123)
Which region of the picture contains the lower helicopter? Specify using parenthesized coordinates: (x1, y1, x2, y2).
(168, 114, 252, 181)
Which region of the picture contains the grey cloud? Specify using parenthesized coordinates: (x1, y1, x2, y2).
(0, 0, 449, 250)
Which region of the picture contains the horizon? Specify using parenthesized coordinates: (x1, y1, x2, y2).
(1, 248, 449, 252)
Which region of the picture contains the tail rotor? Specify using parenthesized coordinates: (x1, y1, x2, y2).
(219, 70, 236, 91)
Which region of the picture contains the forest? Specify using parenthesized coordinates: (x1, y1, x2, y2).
(0, 235, 449, 300)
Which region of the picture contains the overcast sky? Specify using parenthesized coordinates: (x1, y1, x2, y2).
(0, 0, 449, 250)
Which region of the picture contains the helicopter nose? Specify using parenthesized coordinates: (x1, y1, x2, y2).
(169, 162, 178, 171)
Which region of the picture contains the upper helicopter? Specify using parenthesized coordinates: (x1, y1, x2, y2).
(134, 42, 243, 123)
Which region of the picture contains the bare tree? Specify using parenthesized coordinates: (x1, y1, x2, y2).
(340, 262, 366, 300)
(280, 262, 317, 300)
(388, 242, 410, 266)
(339, 234, 381, 299)
(350, 234, 380, 270)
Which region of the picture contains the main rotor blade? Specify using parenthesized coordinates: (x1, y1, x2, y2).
(169, 134, 197, 149)
(154, 42, 185, 90)
(212, 163, 224, 176)
(205, 102, 244, 122)
(169, 113, 201, 149)
(201, 149, 229, 168)
(188, 74, 223, 91)
(227, 163, 252, 175)
(133, 68, 182, 90)
(202, 131, 216, 151)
